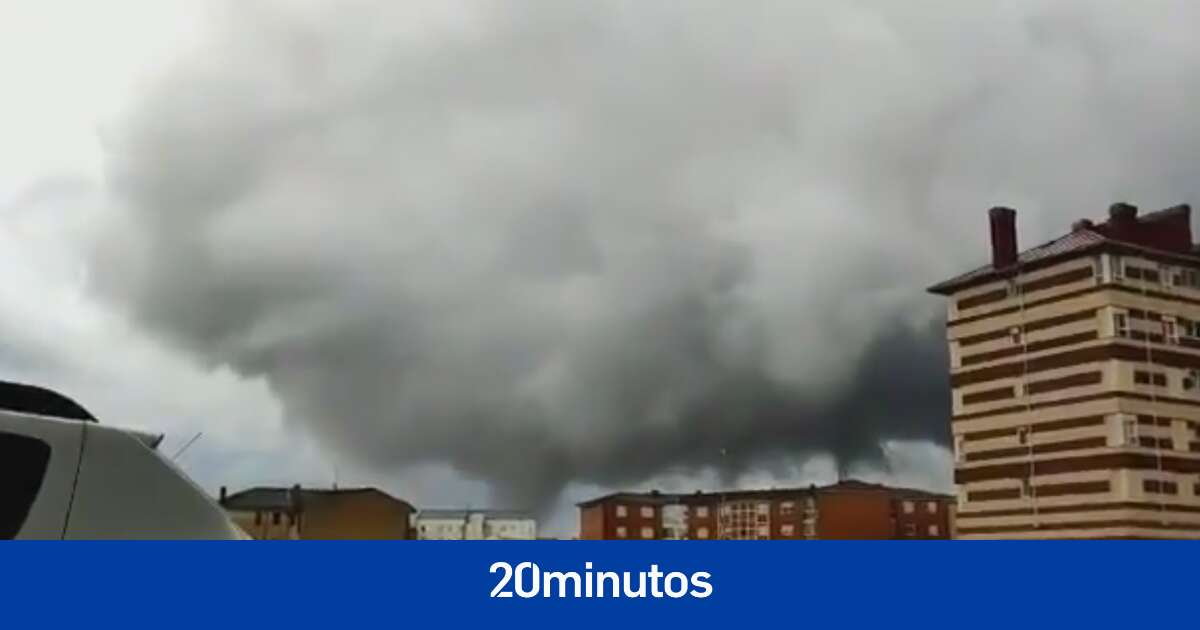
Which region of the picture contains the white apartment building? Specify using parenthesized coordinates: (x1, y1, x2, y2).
(412, 509, 537, 540)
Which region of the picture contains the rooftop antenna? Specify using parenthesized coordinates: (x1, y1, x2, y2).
(171, 432, 203, 461)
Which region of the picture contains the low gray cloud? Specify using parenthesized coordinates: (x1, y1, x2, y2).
(88, 0, 1200, 509)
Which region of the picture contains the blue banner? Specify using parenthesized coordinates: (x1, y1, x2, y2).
(0, 541, 1182, 627)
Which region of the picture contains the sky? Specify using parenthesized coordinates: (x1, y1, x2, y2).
(4, 0, 1200, 536)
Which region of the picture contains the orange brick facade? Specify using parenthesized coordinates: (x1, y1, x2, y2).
(578, 480, 953, 540)
(815, 491, 894, 540)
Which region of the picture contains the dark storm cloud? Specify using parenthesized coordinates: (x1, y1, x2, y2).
(90, 0, 1200, 508)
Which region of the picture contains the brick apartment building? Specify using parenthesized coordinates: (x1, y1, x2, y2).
(578, 480, 953, 540)
(929, 203, 1200, 539)
(220, 486, 415, 539)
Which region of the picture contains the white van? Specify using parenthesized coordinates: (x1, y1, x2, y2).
(1, 381, 246, 539)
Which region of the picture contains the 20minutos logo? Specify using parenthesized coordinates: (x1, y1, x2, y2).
(490, 561, 712, 599)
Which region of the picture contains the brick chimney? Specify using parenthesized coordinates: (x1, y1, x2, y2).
(988, 206, 1018, 269)
(1108, 202, 1138, 239)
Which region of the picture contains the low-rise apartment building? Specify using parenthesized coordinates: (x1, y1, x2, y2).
(578, 480, 952, 540)
(412, 509, 537, 540)
(220, 486, 415, 539)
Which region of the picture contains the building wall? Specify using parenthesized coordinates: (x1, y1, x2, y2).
(578, 498, 676, 540)
(414, 514, 537, 540)
(715, 494, 817, 540)
(580, 488, 940, 540)
(893, 497, 952, 539)
(579, 505, 607, 540)
(614, 502, 660, 540)
(766, 495, 814, 539)
(815, 492, 893, 540)
(944, 251, 1200, 539)
(300, 491, 412, 539)
(683, 499, 717, 540)
(415, 517, 466, 540)
(483, 517, 536, 540)
(227, 509, 298, 540)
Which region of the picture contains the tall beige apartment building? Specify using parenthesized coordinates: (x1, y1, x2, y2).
(929, 203, 1200, 539)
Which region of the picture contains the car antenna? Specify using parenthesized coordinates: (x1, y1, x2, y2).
(172, 431, 204, 461)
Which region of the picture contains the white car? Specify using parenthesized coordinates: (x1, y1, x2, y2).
(1, 381, 246, 539)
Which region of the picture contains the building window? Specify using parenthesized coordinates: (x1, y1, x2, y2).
(903, 523, 916, 537)
(615, 526, 627, 539)
(781, 524, 795, 537)
(1122, 417, 1139, 445)
(780, 501, 795, 515)
(1112, 256, 1125, 282)
(696, 527, 709, 539)
(1020, 478, 1032, 498)
(1144, 479, 1179, 495)
(1135, 371, 1167, 387)
(954, 435, 965, 463)
(928, 524, 940, 537)
(272, 512, 281, 525)
(756, 502, 770, 515)
(1010, 326, 1022, 345)
(804, 522, 816, 537)
(1126, 264, 1152, 282)
(254, 512, 262, 526)
(695, 506, 709, 518)
(0, 431, 52, 540)
(926, 501, 938, 514)
(640, 506, 654, 518)
(1113, 311, 1130, 338)
(902, 501, 914, 514)
(640, 526, 654, 539)
(1181, 269, 1200, 289)
(720, 500, 771, 540)
(615, 504, 627, 518)
(1016, 427, 1029, 445)
(805, 497, 816, 511)
(1164, 318, 1180, 345)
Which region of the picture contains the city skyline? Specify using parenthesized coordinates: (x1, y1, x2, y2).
(6, 1, 1200, 537)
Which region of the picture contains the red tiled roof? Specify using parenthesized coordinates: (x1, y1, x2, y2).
(927, 229, 1108, 294)
(928, 204, 1199, 295)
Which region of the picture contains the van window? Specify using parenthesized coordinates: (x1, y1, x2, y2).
(0, 431, 52, 539)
